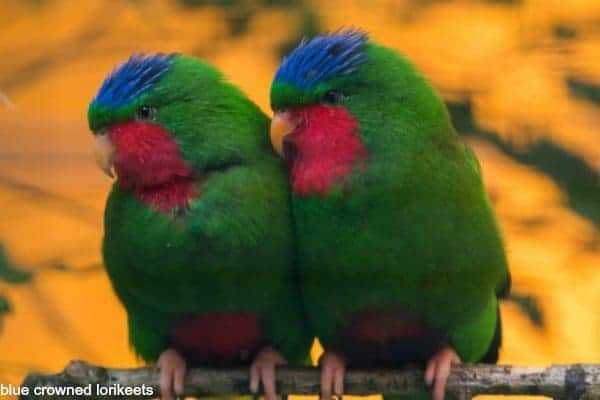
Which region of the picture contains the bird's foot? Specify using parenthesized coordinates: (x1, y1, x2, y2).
(424, 346, 461, 400)
(318, 350, 346, 400)
(157, 348, 187, 400)
(249, 345, 287, 400)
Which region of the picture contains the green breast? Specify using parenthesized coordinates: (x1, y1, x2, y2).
(294, 141, 507, 347)
(102, 184, 291, 318)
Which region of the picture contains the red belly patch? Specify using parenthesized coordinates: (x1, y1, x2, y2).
(337, 308, 446, 367)
(348, 309, 430, 343)
(171, 312, 264, 365)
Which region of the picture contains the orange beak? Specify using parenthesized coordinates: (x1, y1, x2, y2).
(270, 111, 300, 158)
(93, 129, 115, 178)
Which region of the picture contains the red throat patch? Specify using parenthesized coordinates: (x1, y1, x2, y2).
(285, 105, 368, 196)
(109, 122, 196, 212)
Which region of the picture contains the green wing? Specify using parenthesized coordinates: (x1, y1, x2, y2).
(102, 159, 311, 363)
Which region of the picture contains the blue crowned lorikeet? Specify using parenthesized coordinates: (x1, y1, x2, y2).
(88, 54, 311, 400)
(269, 30, 511, 400)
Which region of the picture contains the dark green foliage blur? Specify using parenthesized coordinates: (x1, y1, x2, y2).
(0, 245, 31, 284)
(448, 100, 600, 230)
(177, 0, 320, 40)
(507, 292, 544, 328)
(567, 77, 600, 105)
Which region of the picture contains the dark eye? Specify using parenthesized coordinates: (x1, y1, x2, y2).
(322, 90, 345, 105)
(136, 105, 156, 121)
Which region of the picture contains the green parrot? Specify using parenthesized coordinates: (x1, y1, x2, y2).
(269, 30, 511, 400)
(88, 53, 311, 400)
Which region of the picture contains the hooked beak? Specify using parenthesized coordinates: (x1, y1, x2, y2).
(93, 129, 115, 178)
(270, 111, 300, 158)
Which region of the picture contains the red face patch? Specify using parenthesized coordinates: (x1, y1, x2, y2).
(284, 105, 368, 196)
(109, 122, 196, 211)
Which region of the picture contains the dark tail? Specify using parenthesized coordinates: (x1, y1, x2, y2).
(478, 305, 502, 363)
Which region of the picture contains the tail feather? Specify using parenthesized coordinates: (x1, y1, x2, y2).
(478, 305, 502, 363)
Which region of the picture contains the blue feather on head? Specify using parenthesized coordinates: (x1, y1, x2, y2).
(274, 29, 368, 90)
(93, 53, 175, 108)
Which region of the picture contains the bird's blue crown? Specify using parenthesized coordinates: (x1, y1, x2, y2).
(274, 29, 368, 90)
(92, 53, 175, 108)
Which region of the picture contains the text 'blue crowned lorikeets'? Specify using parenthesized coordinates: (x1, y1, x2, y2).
(269, 30, 511, 400)
(88, 53, 311, 400)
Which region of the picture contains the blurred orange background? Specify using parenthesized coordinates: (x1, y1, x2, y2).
(0, 0, 599, 399)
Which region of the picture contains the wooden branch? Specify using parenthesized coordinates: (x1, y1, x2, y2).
(20, 361, 600, 400)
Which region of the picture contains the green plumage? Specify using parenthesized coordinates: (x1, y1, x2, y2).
(89, 55, 311, 365)
(272, 40, 510, 367)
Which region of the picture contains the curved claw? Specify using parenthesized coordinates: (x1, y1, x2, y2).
(157, 348, 187, 400)
(249, 346, 287, 400)
(318, 350, 346, 400)
(424, 346, 461, 400)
